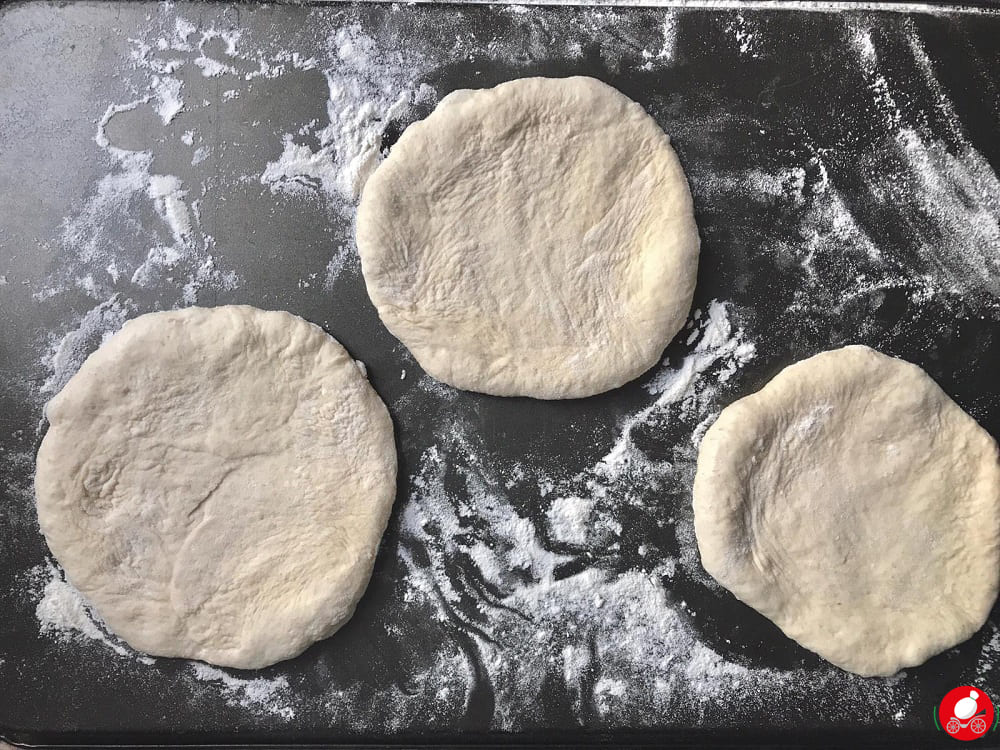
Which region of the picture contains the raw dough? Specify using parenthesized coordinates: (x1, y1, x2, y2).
(35, 306, 397, 669)
(356, 76, 700, 399)
(693, 345, 1000, 676)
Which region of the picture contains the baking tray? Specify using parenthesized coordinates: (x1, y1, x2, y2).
(2, 0, 1000, 746)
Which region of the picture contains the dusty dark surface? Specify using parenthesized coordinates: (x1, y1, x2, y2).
(1, 1, 999, 745)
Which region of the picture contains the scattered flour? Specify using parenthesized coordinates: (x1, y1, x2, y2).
(151, 75, 184, 124)
(33, 563, 295, 715)
(191, 145, 210, 165)
(843, 23, 1000, 310)
(546, 496, 594, 546)
(593, 677, 627, 715)
(131, 245, 184, 286)
(36, 569, 112, 647)
(728, 12, 761, 57)
(646, 301, 756, 399)
(977, 625, 1000, 681)
(641, 13, 678, 66)
(440, 0, 998, 11)
(605, 300, 755, 476)
(400, 424, 905, 726)
(180, 256, 239, 305)
(147, 175, 193, 246)
(40, 296, 132, 396)
(193, 54, 235, 78)
(323, 243, 357, 289)
(11, 1, 1000, 732)
(34, 563, 153, 663)
(889, 129, 1000, 302)
(188, 663, 295, 720)
(260, 134, 344, 199)
(397, 305, 761, 724)
(261, 25, 437, 202)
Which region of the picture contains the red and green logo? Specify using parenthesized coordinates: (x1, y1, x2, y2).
(935, 686, 996, 741)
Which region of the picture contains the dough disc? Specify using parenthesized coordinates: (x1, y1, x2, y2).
(356, 76, 700, 399)
(693, 345, 1000, 676)
(35, 306, 397, 669)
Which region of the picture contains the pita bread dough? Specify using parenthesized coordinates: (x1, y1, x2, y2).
(35, 306, 397, 669)
(356, 76, 699, 399)
(693, 345, 1000, 676)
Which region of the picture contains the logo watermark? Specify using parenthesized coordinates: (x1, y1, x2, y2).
(935, 686, 997, 741)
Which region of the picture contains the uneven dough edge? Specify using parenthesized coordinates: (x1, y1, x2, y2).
(692, 344, 1000, 676)
(35, 305, 398, 669)
(356, 76, 700, 399)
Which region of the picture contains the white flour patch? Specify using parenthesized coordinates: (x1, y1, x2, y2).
(888, 129, 1000, 301)
(439, 0, 998, 11)
(641, 13, 678, 65)
(842, 22, 1000, 310)
(194, 54, 235, 78)
(188, 664, 296, 720)
(977, 625, 1000, 681)
(147, 175, 193, 246)
(191, 145, 210, 165)
(728, 12, 761, 57)
(131, 245, 184, 286)
(40, 297, 132, 397)
(34, 563, 153, 664)
(95, 99, 150, 153)
(323, 243, 357, 289)
(612, 300, 755, 473)
(245, 50, 319, 81)
(546, 496, 594, 546)
(261, 25, 437, 203)
(181, 255, 239, 305)
(151, 74, 184, 123)
(261, 134, 342, 199)
(36, 568, 109, 645)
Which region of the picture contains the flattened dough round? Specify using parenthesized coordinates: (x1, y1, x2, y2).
(693, 345, 1000, 676)
(35, 306, 397, 669)
(356, 76, 700, 399)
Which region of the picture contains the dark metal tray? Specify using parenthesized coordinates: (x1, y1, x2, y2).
(2, 0, 1000, 746)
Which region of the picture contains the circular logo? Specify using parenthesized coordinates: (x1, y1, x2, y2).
(939, 686, 995, 741)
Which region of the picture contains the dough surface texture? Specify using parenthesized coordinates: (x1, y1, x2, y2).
(693, 345, 1000, 676)
(35, 306, 397, 669)
(356, 76, 699, 399)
